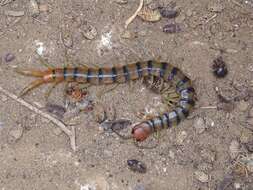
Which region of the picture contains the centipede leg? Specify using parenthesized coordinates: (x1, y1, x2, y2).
(44, 81, 61, 100)
(63, 48, 75, 67)
(19, 79, 45, 97)
(153, 129, 161, 140)
(162, 88, 180, 107)
(37, 54, 54, 69)
(97, 83, 119, 98)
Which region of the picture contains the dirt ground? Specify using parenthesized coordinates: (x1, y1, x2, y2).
(0, 0, 253, 189)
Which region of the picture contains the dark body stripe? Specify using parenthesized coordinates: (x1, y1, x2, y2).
(87, 69, 91, 82)
(63, 67, 67, 80)
(98, 68, 103, 82)
(136, 62, 142, 78)
(147, 60, 153, 75)
(160, 62, 167, 78)
(29, 60, 195, 140)
(112, 67, 117, 82)
(73, 67, 78, 80)
(123, 65, 130, 81)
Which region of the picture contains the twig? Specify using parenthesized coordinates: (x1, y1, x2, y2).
(125, 0, 144, 29)
(200, 106, 217, 109)
(0, 86, 76, 151)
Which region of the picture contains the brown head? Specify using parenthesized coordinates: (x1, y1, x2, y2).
(131, 122, 152, 141)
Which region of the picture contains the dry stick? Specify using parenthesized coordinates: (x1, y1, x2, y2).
(0, 86, 76, 151)
(200, 106, 217, 109)
(125, 0, 144, 29)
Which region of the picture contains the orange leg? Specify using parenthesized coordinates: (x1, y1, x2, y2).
(15, 68, 45, 77)
(44, 81, 62, 100)
(19, 79, 45, 97)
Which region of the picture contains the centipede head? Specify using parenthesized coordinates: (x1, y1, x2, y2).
(131, 122, 152, 141)
(15, 68, 48, 97)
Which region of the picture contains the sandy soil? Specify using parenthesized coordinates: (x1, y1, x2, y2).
(0, 0, 253, 189)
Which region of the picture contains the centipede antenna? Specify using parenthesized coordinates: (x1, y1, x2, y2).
(111, 128, 132, 140)
(37, 53, 54, 69)
(18, 79, 45, 97)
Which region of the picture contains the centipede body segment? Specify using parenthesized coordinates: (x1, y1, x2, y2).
(17, 60, 195, 141)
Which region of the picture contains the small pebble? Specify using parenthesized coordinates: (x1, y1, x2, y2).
(80, 184, 96, 190)
(176, 130, 187, 145)
(127, 159, 147, 173)
(169, 150, 175, 159)
(234, 183, 241, 189)
(240, 129, 253, 144)
(229, 140, 240, 159)
(93, 103, 106, 123)
(28, 0, 40, 17)
(212, 56, 228, 78)
(237, 101, 248, 112)
(245, 141, 253, 152)
(61, 32, 73, 48)
(163, 23, 181, 33)
(81, 22, 97, 40)
(4, 53, 15, 62)
(159, 8, 178, 18)
(194, 170, 209, 183)
(8, 126, 23, 143)
(193, 117, 206, 134)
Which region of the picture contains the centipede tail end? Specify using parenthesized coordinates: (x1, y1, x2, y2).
(18, 79, 45, 97)
(15, 68, 45, 77)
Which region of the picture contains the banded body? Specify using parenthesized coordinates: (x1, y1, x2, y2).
(17, 60, 195, 141)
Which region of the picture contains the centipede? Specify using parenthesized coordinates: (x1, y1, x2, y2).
(17, 60, 195, 141)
